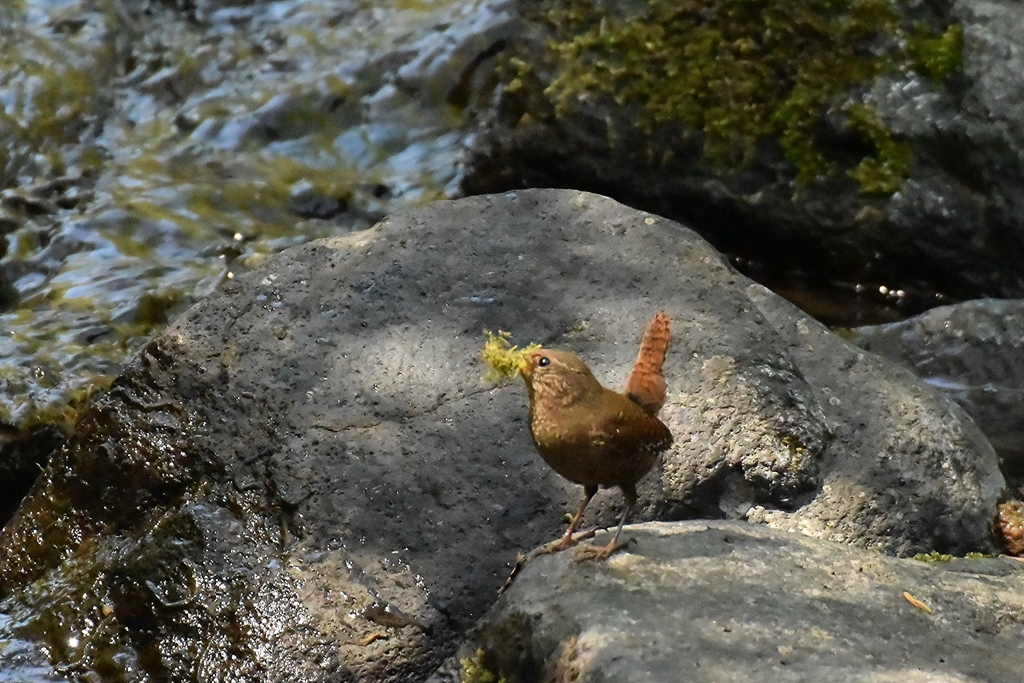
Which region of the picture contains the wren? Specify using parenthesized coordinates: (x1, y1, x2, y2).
(521, 313, 673, 560)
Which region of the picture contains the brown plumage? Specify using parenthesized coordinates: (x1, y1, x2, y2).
(521, 313, 673, 560)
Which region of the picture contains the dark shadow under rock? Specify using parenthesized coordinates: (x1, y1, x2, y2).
(0, 426, 64, 529)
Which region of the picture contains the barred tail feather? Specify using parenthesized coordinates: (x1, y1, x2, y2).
(626, 312, 670, 415)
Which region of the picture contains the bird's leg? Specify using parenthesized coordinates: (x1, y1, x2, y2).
(560, 484, 599, 545)
(574, 484, 637, 562)
(532, 485, 597, 556)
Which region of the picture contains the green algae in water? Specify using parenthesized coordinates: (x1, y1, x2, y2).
(538, 0, 965, 195)
(0, 17, 112, 183)
(0, 0, 490, 437)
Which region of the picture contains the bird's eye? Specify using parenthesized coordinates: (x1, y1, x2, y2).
(538, 357, 550, 367)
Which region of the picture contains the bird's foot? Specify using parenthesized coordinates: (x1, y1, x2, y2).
(572, 536, 633, 563)
(531, 528, 597, 558)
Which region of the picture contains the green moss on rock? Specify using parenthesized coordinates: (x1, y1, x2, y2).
(537, 0, 964, 195)
(913, 550, 954, 562)
(910, 22, 964, 82)
(460, 648, 509, 683)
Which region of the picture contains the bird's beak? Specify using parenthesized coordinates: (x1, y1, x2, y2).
(520, 351, 539, 381)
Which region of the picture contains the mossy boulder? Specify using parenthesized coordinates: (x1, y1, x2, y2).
(462, 0, 1024, 308)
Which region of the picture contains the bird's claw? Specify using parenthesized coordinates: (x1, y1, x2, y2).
(531, 528, 597, 558)
(572, 536, 633, 563)
(567, 527, 597, 545)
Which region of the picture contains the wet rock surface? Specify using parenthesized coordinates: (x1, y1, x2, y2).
(848, 299, 1024, 468)
(442, 521, 1024, 683)
(0, 190, 1006, 680)
(461, 0, 1024, 313)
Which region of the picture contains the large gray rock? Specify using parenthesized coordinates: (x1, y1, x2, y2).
(0, 190, 1005, 681)
(849, 298, 1024, 466)
(441, 521, 1024, 683)
(737, 286, 1004, 552)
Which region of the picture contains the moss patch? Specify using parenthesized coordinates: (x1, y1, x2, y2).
(913, 550, 955, 562)
(910, 22, 964, 83)
(913, 550, 990, 562)
(534, 0, 963, 195)
(460, 648, 509, 683)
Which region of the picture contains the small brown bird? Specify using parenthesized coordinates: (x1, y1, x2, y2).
(522, 313, 673, 560)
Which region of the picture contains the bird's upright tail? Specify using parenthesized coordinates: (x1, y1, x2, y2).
(626, 312, 671, 415)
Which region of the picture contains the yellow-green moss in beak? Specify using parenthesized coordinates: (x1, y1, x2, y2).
(481, 330, 540, 382)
